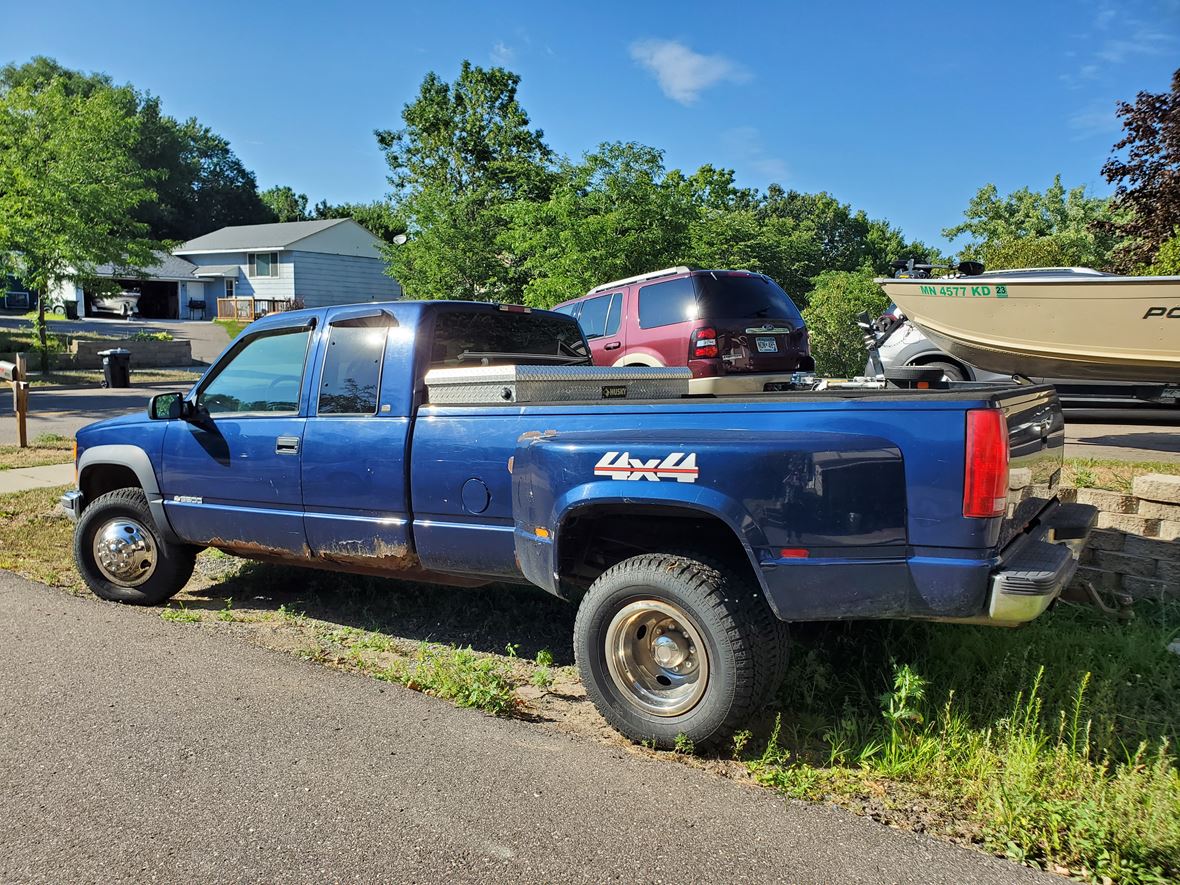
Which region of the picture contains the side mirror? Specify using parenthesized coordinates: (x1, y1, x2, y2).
(149, 392, 183, 420)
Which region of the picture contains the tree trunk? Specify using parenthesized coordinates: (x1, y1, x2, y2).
(37, 295, 49, 373)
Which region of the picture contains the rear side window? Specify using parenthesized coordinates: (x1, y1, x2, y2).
(551, 303, 577, 317)
(317, 318, 388, 415)
(429, 310, 590, 367)
(576, 293, 621, 338)
(638, 278, 696, 329)
(694, 274, 804, 324)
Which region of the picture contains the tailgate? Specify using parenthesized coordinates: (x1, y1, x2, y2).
(997, 386, 1065, 547)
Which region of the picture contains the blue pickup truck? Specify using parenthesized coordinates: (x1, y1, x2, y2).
(62, 300, 1094, 747)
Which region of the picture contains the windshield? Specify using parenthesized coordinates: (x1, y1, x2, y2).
(429, 309, 591, 367)
(693, 274, 804, 324)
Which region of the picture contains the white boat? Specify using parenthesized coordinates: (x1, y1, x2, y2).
(876, 267, 1180, 382)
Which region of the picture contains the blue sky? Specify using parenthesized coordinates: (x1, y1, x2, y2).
(6, 0, 1178, 250)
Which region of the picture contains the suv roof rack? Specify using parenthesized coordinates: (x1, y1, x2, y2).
(588, 266, 695, 295)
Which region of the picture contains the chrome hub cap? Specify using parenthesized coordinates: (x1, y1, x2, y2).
(605, 599, 709, 717)
(92, 518, 157, 586)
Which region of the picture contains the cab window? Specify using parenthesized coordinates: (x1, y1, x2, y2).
(317, 318, 388, 415)
(199, 327, 311, 415)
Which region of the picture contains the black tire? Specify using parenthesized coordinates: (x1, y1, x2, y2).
(921, 360, 966, 382)
(74, 487, 196, 605)
(574, 553, 785, 749)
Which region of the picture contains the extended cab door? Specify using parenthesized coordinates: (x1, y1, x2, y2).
(300, 308, 411, 565)
(160, 317, 317, 555)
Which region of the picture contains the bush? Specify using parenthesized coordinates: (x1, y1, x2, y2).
(800, 270, 888, 377)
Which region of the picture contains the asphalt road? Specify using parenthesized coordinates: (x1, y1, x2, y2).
(0, 572, 1053, 884)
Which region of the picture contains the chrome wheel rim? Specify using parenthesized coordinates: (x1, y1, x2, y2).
(92, 518, 157, 586)
(605, 599, 709, 717)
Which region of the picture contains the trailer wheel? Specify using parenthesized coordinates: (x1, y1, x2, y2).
(574, 553, 785, 749)
(74, 487, 196, 605)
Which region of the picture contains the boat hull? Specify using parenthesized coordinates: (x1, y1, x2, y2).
(878, 276, 1180, 382)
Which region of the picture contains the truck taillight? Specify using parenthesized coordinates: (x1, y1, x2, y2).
(691, 327, 718, 359)
(963, 408, 1009, 518)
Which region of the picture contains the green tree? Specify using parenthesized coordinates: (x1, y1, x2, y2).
(313, 199, 406, 244)
(943, 176, 1116, 269)
(0, 81, 156, 369)
(505, 142, 694, 307)
(376, 62, 553, 300)
(1102, 68, 1180, 271)
(1145, 228, 1180, 275)
(801, 271, 889, 377)
(260, 185, 310, 222)
(1, 56, 272, 242)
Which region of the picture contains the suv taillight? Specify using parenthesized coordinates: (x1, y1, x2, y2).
(963, 408, 1009, 518)
(691, 327, 718, 359)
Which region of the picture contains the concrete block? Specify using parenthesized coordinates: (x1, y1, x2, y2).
(1121, 575, 1176, 600)
(1138, 500, 1180, 522)
(1123, 534, 1180, 562)
(1154, 559, 1180, 589)
(1096, 512, 1160, 537)
(1085, 529, 1124, 553)
(1158, 521, 1180, 542)
(1092, 550, 1157, 579)
(1072, 566, 1119, 592)
(1057, 487, 1077, 504)
(1133, 473, 1180, 505)
(1073, 488, 1138, 514)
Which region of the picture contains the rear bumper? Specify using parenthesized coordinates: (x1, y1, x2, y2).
(981, 502, 1096, 625)
(60, 490, 83, 523)
(688, 372, 803, 395)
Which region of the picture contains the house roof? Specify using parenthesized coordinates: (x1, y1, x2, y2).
(92, 251, 199, 281)
(191, 265, 239, 278)
(173, 218, 352, 255)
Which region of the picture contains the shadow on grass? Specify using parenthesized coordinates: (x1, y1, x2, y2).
(184, 558, 578, 665)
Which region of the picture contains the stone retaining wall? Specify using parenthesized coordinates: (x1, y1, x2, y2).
(0, 338, 193, 369)
(1066, 474, 1180, 601)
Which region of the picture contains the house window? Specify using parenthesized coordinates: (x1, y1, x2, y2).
(248, 252, 279, 278)
(225, 279, 235, 298)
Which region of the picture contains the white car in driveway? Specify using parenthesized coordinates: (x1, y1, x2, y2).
(90, 289, 141, 319)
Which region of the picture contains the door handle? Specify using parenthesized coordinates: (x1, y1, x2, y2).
(604, 341, 621, 351)
(276, 436, 300, 455)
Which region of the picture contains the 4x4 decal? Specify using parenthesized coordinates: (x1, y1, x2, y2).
(594, 452, 699, 483)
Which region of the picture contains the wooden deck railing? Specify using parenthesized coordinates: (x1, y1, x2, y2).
(216, 298, 293, 320)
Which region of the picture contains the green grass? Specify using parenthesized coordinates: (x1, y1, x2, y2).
(1063, 458, 1180, 493)
(0, 485, 77, 588)
(0, 436, 73, 470)
(214, 318, 247, 340)
(27, 367, 203, 387)
(160, 603, 201, 623)
(746, 604, 1180, 883)
(19, 309, 68, 322)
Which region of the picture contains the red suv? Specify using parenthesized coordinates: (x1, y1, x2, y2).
(552, 267, 812, 390)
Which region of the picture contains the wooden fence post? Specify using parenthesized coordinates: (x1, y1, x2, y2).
(14, 352, 28, 448)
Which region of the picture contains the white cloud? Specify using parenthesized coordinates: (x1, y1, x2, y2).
(491, 42, 515, 65)
(629, 39, 749, 105)
(723, 126, 788, 181)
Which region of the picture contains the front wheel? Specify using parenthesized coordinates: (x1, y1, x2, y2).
(74, 487, 196, 604)
(574, 554, 785, 749)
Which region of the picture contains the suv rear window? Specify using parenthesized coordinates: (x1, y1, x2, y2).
(693, 274, 803, 324)
(638, 277, 696, 329)
(429, 309, 591, 367)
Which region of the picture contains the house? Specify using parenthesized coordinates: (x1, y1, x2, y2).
(173, 218, 402, 318)
(45, 251, 206, 319)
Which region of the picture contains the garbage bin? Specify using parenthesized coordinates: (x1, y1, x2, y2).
(64, 301, 78, 320)
(98, 348, 131, 388)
